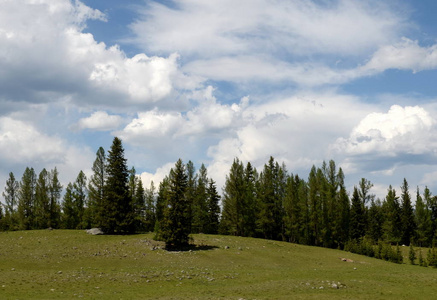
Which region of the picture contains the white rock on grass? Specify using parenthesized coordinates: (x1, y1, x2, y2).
(86, 228, 104, 235)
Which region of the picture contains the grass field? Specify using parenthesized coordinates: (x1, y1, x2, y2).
(1, 230, 437, 299)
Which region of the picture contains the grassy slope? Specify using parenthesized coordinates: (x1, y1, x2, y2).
(0, 230, 436, 299)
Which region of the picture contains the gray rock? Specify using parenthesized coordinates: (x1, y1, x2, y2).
(86, 228, 104, 235)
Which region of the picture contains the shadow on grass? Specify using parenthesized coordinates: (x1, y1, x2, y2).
(165, 244, 219, 252)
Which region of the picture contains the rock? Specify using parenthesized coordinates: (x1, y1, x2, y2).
(331, 283, 339, 289)
(57, 271, 62, 274)
(86, 228, 104, 235)
(224, 246, 230, 249)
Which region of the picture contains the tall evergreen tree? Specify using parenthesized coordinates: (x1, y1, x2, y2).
(424, 187, 437, 243)
(144, 181, 156, 232)
(34, 168, 50, 229)
(160, 159, 191, 249)
(205, 178, 221, 234)
(62, 183, 76, 229)
(308, 166, 322, 246)
(133, 177, 146, 232)
(349, 186, 365, 240)
(415, 187, 432, 247)
(192, 164, 208, 233)
(72, 170, 87, 229)
(86, 147, 106, 228)
(154, 176, 170, 238)
(2, 172, 19, 229)
(400, 178, 416, 245)
(367, 198, 383, 242)
(101, 137, 133, 233)
(382, 185, 401, 244)
(48, 167, 62, 229)
(336, 168, 350, 247)
(220, 158, 245, 235)
(18, 167, 36, 230)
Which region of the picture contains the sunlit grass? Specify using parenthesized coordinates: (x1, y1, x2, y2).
(1, 230, 437, 299)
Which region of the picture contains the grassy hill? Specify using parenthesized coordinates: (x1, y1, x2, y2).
(0, 230, 436, 299)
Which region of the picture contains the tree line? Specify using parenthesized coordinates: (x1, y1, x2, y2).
(1, 137, 437, 251)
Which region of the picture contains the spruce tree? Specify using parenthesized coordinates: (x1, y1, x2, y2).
(205, 178, 221, 234)
(400, 178, 415, 245)
(350, 186, 365, 240)
(2, 172, 19, 230)
(73, 171, 87, 229)
(62, 183, 76, 229)
(415, 187, 431, 247)
(133, 177, 146, 232)
(192, 164, 208, 233)
(144, 181, 156, 232)
(34, 168, 50, 229)
(160, 159, 191, 249)
(101, 137, 134, 233)
(87, 147, 106, 228)
(382, 185, 401, 244)
(48, 167, 62, 229)
(18, 167, 36, 230)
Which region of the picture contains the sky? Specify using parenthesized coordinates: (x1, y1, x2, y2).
(1, 0, 437, 200)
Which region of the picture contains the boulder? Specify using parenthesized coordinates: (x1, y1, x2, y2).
(86, 228, 104, 235)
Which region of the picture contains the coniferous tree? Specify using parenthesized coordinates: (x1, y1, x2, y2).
(308, 166, 322, 246)
(192, 164, 208, 233)
(220, 158, 245, 235)
(424, 187, 437, 244)
(382, 185, 402, 244)
(2, 172, 19, 230)
(400, 178, 416, 245)
(367, 198, 383, 242)
(101, 137, 133, 233)
(18, 167, 36, 230)
(144, 181, 156, 232)
(185, 161, 196, 234)
(72, 170, 87, 229)
(34, 168, 50, 229)
(62, 183, 76, 229)
(133, 177, 146, 232)
(336, 168, 350, 247)
(415, 187, 432, 247)
(160, 159, 191, 249)
(154, 176, 170, 238)
(242, 162, 257, 237)
(86, 147, 106, 228)
(350, 186, 365, 240)
(205, 178, 221, 234)
(48, 167, 62, 229)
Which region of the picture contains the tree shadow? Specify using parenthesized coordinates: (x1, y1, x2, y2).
(165, 244, 219, 252)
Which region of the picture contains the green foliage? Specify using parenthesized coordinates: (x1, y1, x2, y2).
(400, 178, 416, 246)
(427, 247, 437, 268)
(2, 172, 19, 230)
(349, 187, 365, 240)
(101, 137, 134, 234)
(205, 179, 220, 234)
(159, 159, 191, 249)
(86, 147, 106, 228)
(409, 244, 416, 265)
(382, 185, 402, 244)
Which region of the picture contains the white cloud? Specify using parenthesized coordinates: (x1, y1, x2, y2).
(139, 162, 174, 190)
(0, 0, 198, 109)
(76, 111, 123, 131)
(333, 105, 437, 157)
(362, 38, 437, 73)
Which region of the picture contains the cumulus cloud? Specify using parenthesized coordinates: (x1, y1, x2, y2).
(333, 105, 437, 156)
(75, 111, 123, 131)
(0, 0, 197, 109)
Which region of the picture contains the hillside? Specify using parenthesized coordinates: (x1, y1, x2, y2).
(0, 230, 436, 299)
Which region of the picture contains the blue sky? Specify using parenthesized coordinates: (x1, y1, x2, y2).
(1, 0, 437, 200)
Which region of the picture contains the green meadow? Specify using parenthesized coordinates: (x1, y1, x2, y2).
(0, 230, 436, 299)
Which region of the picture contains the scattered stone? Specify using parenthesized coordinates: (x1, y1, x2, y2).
(354, 267, 357, 270)
(11, 268, 15, 271)
(340, 257, 354, 262)
(86, 228, 104, 235)
(57, 271, 62, 274)
(319, 286, 324, 289)
(331, 283, 339, 289)
(224, 246, 230, 249)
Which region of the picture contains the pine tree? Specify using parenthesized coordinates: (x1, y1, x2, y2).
(2, 172, 19, 230)
(86, 147, 106, 228)
(192, 164, 208, 233)
(18, 167, 36, 230)
(308, 166, 322, 246)
(336, 168, 350, 247)
(400, 178, 415, 245)
(382, 185, 401, 244)
(367, 198, 383, 242)
(34, 168, 50, 229)
(205, 178, 220, 234)
(73, 171, 87, 229)
(220, 158, 245, 235)
(160, 159, 191, 249)
(409, 244, 416, 265)
(62, 183, 76, 229)
(423, 187, 437, 244)
(415, 187, 432, 247)
(144, 181, 156, 232)
(154, 177, 170, 239)
(101, 137, 133, 233)
(48, 167, 62, 229)
(350, 186, 365, 240)
(133, 177, 146, 232)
